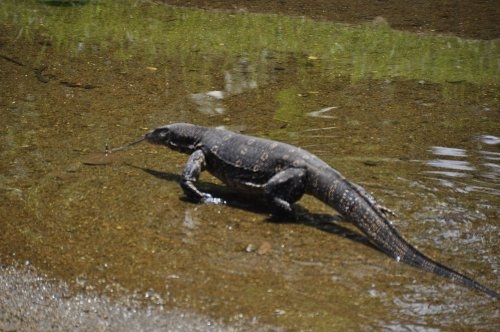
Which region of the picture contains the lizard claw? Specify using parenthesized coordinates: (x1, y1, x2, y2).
(377, 204, 397, 217)
(200, 194, 226, 205)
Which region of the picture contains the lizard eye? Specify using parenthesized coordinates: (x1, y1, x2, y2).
(158, 129, 171, 141)
(146, 127, 170, 144)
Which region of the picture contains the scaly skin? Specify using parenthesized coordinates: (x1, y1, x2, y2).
(144, 123, 499, 299)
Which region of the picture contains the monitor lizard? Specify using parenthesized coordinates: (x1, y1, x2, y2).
(141, 123, 499, 299)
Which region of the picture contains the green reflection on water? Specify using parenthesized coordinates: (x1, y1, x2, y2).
(1, 0, 498, 84)
(274, 87, 302, 123)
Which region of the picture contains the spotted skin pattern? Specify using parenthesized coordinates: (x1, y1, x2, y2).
(145, 123, 499, 299)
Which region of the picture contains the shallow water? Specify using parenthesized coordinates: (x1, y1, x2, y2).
(1, 1, 499, 330)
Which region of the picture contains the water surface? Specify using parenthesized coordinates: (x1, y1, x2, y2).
(0, 1, 499, 330)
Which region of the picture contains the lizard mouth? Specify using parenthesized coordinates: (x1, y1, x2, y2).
(144, 130, 166, 144)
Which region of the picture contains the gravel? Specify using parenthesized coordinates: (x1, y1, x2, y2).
(0, 264, 279, 332)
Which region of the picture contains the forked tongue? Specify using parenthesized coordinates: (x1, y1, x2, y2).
(108, 137, 146, 153)
(82, 137, 145, 166)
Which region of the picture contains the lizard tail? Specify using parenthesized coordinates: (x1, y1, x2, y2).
(395, 238, 500, 299)
(317, 175, 500, 299)
(351, 190, 500, 299)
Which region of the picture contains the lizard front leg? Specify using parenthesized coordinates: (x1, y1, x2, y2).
(180, 149, 225, 204)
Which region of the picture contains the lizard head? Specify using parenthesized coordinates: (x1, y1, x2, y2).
(145, 123, 203, 153)
(145, 126, 172, 145)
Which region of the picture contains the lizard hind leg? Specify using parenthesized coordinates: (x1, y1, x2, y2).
(263, 168, 307, 214)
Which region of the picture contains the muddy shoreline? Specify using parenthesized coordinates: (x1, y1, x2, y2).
(161, 0, 500, 39)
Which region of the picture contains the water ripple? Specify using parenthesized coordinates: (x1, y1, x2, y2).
(430, 146, 467, 157)
(426, 159, 475, 171)
(424, 140, 499, 196)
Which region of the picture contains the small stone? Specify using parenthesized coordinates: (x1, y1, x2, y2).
(274, 309, 286, 316)
(257, 241, 272, 255)
(245, 244, 256, 253)
(25, 94, 36, 102)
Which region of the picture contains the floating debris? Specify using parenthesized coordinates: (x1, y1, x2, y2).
(306, 106, 338, 118)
